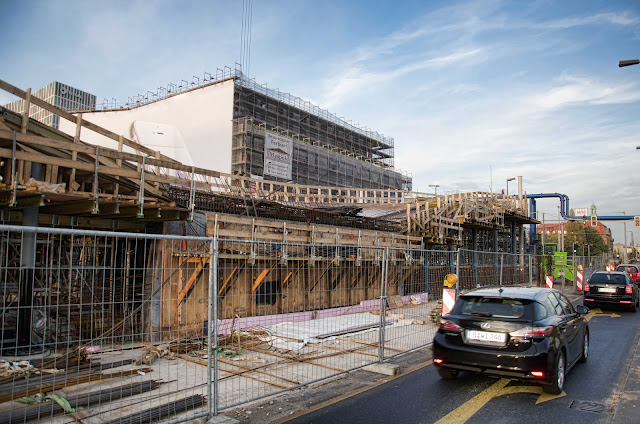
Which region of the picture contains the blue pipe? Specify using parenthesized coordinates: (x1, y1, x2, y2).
(527, 192, 638, 249)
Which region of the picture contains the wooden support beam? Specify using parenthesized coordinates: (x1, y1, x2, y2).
(40, 200, 96, 215)
(251, 269, 270, 292)
(2, 194, 44, 209)
(20, 88, 31, 134)
(177, 258, 208, 305)
(69, 113, 82, 191)
(218, 266, 238, 296)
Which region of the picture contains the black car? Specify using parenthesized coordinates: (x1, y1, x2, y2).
(432, 286, 589, 394)
(583, 271, 639, 312)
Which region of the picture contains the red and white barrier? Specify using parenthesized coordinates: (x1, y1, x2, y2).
(576, 270, 583, 291)
(545, 275, 553, 289)
(442, 288, 456, 316)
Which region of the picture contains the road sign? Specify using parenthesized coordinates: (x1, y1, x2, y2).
(635, 216, 640, 228)
(574, 208, 588, 217)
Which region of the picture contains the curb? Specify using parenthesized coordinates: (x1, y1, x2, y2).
(611, 322, 640, 424)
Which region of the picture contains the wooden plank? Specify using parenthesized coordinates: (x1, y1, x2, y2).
(281, 271, 293, 288)
(0, 129, 220, 179)
(218, 266, 238, 295)
(20, 88, 31, 134)
(0, 146, 186, 187)
(0, 79, 161, 158)
(177, 258, 208, 305)
(251, 269, 270, 292)
(176, 354, 290, 389)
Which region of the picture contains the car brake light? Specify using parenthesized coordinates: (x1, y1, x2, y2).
(584, 283, 590, 291)
(438, 319, 462, 331)
(433, 358, 443, 364)
(510, 326, 553, 339)
(530, 371, 544, 378)
(626, 285, 633, 294)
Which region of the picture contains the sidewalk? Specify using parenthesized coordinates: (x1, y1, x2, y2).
(611, 324, 640, 424)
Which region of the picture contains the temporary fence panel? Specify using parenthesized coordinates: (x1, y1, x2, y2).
(213, 239, 391, 410)
(0, 225, 212, 424)
(384, 247, 437, 358)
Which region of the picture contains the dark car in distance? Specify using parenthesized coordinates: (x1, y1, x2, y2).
(584, 271, 639, 312)
(433, 286, 589, 395)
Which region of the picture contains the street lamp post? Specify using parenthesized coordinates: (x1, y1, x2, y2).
(429, 184, 439, 198)
(619, 60, 639, 149)
(506, 177, 515, 196)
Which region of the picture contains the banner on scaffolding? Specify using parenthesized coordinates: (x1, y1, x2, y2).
(264, 132, 293, 180)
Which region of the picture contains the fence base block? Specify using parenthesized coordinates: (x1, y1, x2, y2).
(207, 415, 241, 424)
(363, 363, 401, 376)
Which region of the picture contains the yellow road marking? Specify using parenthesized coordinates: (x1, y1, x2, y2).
(435, 378, 566, 424)
(585, 308, 620, 322)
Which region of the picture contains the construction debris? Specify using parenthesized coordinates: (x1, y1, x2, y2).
(102, 395, 205, 424)
(0, 380, 162, 424)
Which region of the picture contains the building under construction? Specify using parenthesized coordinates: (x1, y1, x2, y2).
(0, 74, 546, 422)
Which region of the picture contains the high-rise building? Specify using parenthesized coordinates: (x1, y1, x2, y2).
(3, 81, 96, 129)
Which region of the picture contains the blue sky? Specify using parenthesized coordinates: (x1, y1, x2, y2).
(2, 0, 640, 247)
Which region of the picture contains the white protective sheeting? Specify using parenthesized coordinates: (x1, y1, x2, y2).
(260, 312, 410, 351)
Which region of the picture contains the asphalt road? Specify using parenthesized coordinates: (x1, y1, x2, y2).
(284, 303, 640, 424)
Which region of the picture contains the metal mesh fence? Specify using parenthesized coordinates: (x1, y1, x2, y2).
(0, 227, 211, 424)
(0, 225, 612, 421)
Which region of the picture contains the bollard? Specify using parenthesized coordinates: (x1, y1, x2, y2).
(545, 275, 554, 289)
(442, 273, 458, 316)
(576, 264, 583, 291)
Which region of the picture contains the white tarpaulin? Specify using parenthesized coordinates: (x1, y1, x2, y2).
(264, 132, 293, 180)
(260, 312, 410, 351)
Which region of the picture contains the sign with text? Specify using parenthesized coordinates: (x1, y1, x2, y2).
(574, 208, 588, 217)
(264, 132, 293, 180)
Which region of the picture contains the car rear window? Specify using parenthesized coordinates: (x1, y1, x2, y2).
(589, 273, 627, 284)
(617, 266, 639, 273)
(453, 296, 533, 319)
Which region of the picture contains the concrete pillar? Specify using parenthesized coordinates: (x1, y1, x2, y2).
(18, 162, 41, 350)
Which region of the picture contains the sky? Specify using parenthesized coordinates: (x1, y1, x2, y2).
(1, 0, 640, 246)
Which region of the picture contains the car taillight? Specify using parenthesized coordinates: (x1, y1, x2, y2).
(530, 371, 545, 378)
(626, 285, 633, 294)
(438, 319, 462, 331)
(433, 358, 443, 364)
(510, 326, 553, 339)
(584, 283, 590, 291)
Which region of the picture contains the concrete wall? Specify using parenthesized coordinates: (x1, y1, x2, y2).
(59, 80, 235, 173)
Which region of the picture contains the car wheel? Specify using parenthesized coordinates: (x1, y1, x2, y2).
(437, 367, 459, 380)
(578, 332, 589, 363)
(545, 352, 565, 395)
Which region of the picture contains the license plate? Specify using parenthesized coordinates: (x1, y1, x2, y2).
(599, 287, 616, 293)
(466, 330, 506, 343)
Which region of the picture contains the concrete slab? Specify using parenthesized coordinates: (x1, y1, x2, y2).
(363, 362, 400, 376)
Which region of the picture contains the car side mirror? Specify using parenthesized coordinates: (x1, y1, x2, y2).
(576, 305, 589, 315)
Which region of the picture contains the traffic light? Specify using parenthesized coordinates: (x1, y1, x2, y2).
(582, 215, 587, 225)
(591, 216, 597, 227)
(635, 216, 640, 228)
(573, 243, 577, 253)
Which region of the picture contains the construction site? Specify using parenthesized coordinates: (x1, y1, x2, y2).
(0, 71, 548, 423)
